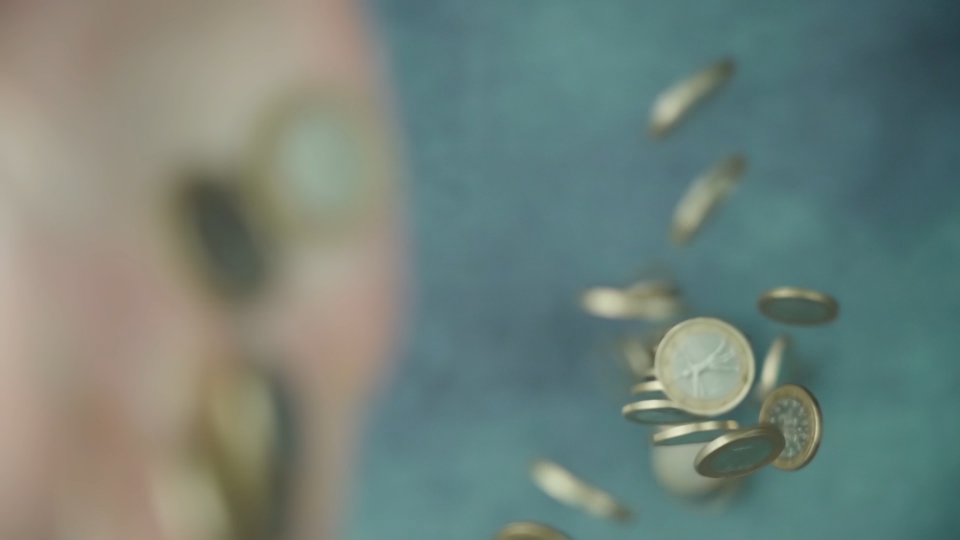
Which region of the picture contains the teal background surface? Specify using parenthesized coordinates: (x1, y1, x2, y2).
(348, 0, 960, 538)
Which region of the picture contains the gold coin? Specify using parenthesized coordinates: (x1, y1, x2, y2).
(758, 287, 839, 326)
(494, 522, 571, 540)
(754, 334, 789, 403)
(694, 425, 785, 478)
(759, 384, 823, 471)
(629, 379, 666, 399)
(618, 335, 655, 379)
(652, 420, 740, 446)
(654, 317, 755, 417)
(670, 155, 746, 246)
(649, 58, 736, 138)
(529, 459, 632, 522)
(622, 399, 703, 425)
(580, 283, 682, 320)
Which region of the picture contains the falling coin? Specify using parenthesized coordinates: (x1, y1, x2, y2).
(670, 155, 746, 246)
(622, 399, 703, 425)
(754, 334, 789, 403)
(580, 283, 683, 321)
(654, 317, 755, 417)
(758, 287, 839, 326)
(494, 522, 571, 540)
(650, 439, 730, 498)
(759, 384, 823, 471)
(530, 459, 633, 522)
(652, 420, 740, 446)
(618, 335, 656, 380)
(630, 379, 666, 399)
(694, 425, 785, 478)
(649, 58, 736, 138)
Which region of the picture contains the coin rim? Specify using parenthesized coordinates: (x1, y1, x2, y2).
(757, 287, 839, 326)
(753, 334, 789, 403)
(759, 384, 823, 471)
(654, 317, 756, 416)
(529, 460, 632, 522)
(629, 380, 665, 395)
(669, 154, 746, 246)
(651, 420, 741, 446)
(621, 399, 703, 425)
(495, 522, 571, 540)
(694, 425, 786, 479)
(648, 58, 736, 138)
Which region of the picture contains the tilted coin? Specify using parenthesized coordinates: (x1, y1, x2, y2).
(580, 284, 682, 321)
(622, 399, 704, 425)
(758, 287, 839, 326)
(495, 522, 570, 540)
(759, 384, 823, 471)
(649, 439, 730, 498)
(652, 420, 740, 446)
(530, 459, 632, 522)
(630, 380, 666, 399)
(654, 317, 755, 416)
(649, 58, 736, 138)
(618, 335, 655, 380)
(754, 334, 790, 403)
(670, 155, 746, 246)
(694, 425, 785, 478)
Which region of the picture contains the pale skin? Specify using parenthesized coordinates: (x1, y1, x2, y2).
(0, 2, 404, 539)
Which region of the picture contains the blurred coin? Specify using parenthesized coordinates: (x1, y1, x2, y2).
(758, 287, 839, 326)
(759, 384, 822, 471)
(670, 155, 746, 246)
(650, 438, 729, 498)
(622, 399, 703, 425)
(649, 58, 736, 138)
(754, 334, 790, 403)
(655, 317, 755, 416)
(581, 283, 682, 321)
(495, 522, 571, 540)
(530, 459, 632, 522)
(618, 335, 655, 380)
(653, 420, 740, 446)
(694, 426, 785, 478)
(629, 380, 666, 399)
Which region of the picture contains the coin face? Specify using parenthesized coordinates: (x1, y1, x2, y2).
(649, 58, 736, 138)
(758, 287, 839, 326)
(670, 155, 746, 246)
(654, 318, 754, 416)
(622, 399, 703, 425)
(754, 334, 789, 403)
(530, 459, 632, 522)
(652, 420, 740, 446)
(759, 385, 823, 471)
(495, 522, 570, 540)
(694, 426, 785, 478)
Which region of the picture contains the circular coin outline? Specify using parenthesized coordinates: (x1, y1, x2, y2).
(622, 399, 703, 425)
(652, 420, 741, 447)
(654, 317, 755, 416)
(694, 425, 785, 479)
(757, 287, 839, 326)
(754, 334, 789, 403)
(759, 384, 823, 471)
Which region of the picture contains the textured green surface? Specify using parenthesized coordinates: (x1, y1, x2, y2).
(349, 1, 960, 538)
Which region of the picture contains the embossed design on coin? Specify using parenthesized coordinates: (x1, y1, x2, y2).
(759, 384, 823, 471)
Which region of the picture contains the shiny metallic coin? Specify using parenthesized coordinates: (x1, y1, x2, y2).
(758, 287, 839, 326)
(530, 460, 632, 522)
(629, 380, 666, 399)
(622, 399, 703, 425)
(618, 335, 656, 380)
(759, 384, 823, 471)
(650, 439, 730, 498)
(754, 334, 789, 403)
(494, 522, 571, 540)
(581, 284, 682, 321)
(694, 425, 785, 478)
(649, 58, 736, 138)
(670, 155, 746, 246)
(654, 318, 755, 416)
(652, 420, 740, 446)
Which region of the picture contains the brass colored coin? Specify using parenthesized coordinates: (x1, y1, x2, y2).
(694, 426, 785, 478)
(652, 420, 740, 446)
(530, 460, 632, 522)
(754, 334, 789, 403)
(618, 335, 655, 380)
(629, 380, 666, 399)
(758, 287, 839, 326)
(622, 399, 703, 425)
(759, 384, 823, 471)
(581, 284, 682, 321)
(494, 522, 571, 540)
(670, 155, 746, 246)
(654, 318, 755, 417)
(649, 58, 736, 138)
